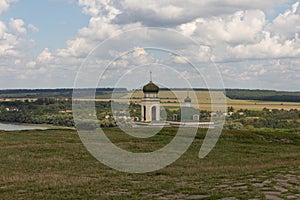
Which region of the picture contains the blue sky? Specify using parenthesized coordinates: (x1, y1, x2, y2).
(268, 0, 298, 18)
(1, 0, 293, 52)
(2, 0, 89, 53)
(0, 0, 299, 90)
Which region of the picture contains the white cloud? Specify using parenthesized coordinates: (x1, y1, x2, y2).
(78, 17, 119, 41)
(40, 0, 298, 90)
(52, 1, 298, 65)
(132, 47, 147, 57)
(9, 18, 27, 35)
(0, 0, 14, 15)
(1, 0, 299, 90)
(26, 61, 36, 68)
(0, 21, 6, 38)
(78, 0, 121, 18)
(179, 10, 266, 45)
(37, 48, 52, 64)
(226, 31, 300, 59)
(174, 55, 188, 64)
(175, 3, 300, 62)
(28, 24, 39, 33)
(267, 2, 300, 41)
(113, 0, 289, 26)
(0, 1, 40, 86)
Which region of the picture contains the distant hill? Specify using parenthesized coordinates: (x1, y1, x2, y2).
(0, 88, 300, 102)
(0, 88, 127, 99)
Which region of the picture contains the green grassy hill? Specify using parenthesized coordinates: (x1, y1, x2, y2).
(0, 128, 300, 199)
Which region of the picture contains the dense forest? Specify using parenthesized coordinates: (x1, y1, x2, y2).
(225, 89, 300, 102)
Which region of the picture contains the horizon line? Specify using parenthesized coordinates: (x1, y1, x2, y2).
(0, 87, 299, 93)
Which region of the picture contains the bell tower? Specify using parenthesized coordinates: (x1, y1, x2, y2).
(184, 95, 192, 107)
(141, 72, 160, 122)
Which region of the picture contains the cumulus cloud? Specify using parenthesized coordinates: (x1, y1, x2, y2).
(0, 0, 14, 15)
(28, 24, 39, 33)
(226, 31, 300, 59)
(26, 61, 36, 68)
(9, 18, 27, 35)
(70, 0, 290, 59)
(0, 1, 40, 87)
(179, 10, 266, 45)
(0, 21, 6, 38)
(1, 0, 299, 89)
(110, 0, 289, 27)
(39, 0, 298, 90)
(57, 0, 299, 65)
(37, 48, 52, 64)
(0, 19, 29, 57)
(267, 2, 300, 41)
(175, 3, 300, 62)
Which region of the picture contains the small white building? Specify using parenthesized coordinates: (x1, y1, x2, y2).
(141, 75, 160, 122)
(184, 95, 192, 107)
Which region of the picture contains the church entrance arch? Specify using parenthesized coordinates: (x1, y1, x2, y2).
(151, 106, 157, 121)
(143, 106, 146, 121)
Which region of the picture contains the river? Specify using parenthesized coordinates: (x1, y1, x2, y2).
(0, 122, 48, 131)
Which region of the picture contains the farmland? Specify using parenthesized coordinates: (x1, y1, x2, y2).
(1, 88, 300, 111)
(124, 90, 300, 111)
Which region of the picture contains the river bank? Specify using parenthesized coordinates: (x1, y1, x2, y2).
(0, 122, 74, 131)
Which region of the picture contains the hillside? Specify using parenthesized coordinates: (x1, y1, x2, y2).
(0, 128, 299, 199)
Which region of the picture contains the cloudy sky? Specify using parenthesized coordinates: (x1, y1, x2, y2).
(0, 0, 300, 90)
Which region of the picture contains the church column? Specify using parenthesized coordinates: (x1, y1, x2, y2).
(156, 105, 160, 121)
(141, 105, 144, 122)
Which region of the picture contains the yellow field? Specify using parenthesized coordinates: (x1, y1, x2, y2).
(124, 90, 226, 103)
(123, 90, 300, 111)
(0, 98, 38, 102)
(2, 90, 300, 111)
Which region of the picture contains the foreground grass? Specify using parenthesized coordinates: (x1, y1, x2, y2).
(0, 128, 299, 199)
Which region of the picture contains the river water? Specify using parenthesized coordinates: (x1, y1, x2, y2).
(0, 122, 48, 131)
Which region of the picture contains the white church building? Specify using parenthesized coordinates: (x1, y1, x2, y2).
(141, 76, 160, 122)
(137, 73, 214, 128)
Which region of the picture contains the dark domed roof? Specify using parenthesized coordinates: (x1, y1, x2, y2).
(184, 96, 192, 103)
(143, 81, 159, 93)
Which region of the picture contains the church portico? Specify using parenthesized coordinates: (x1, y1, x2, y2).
(141, 101, 160, 122)
(136, 72, 214, 128)
(141, 72, 161, 122)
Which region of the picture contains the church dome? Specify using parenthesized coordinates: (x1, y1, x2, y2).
(184, 96, 192, 103)
(143, 81, 159, 93)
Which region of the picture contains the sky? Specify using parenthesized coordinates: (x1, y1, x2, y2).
(0, 0, 299, 91)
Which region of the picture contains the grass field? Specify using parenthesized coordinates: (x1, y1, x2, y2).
(0, 128, 300, 199)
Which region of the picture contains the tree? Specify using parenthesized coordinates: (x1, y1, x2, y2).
(228, 106, 234, 112)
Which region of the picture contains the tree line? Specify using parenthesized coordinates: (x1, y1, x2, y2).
(225, 89, 300, 102)
(1, 98, 300, 130)
(225, 107, 300, 130)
